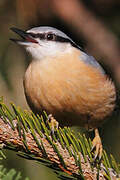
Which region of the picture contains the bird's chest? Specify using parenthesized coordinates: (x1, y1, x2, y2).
(23, 55, 115, 129)
(23, 57, 86, 113)
(24, 56, 92, 110)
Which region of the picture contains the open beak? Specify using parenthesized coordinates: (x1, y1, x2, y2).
(10, 27, 38, 45)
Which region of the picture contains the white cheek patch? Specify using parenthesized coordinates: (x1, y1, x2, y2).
(26, 46, 42, 60)
(25, 41, 72, 60)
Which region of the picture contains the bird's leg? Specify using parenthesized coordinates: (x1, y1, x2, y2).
(47, 114, 59, 134)
(92, 128, 103, 160)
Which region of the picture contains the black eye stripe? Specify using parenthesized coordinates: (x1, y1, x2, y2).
(56, 36, 83, 51)
(28, 32, 70, 42)
(39, 33, 45, 39)
(56, 36, 70, 42)
(28, 33, 39, 38)
(28, 32, 83, 51)
(28, 33, 45, 39)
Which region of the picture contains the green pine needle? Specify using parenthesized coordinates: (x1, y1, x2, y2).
(0, 100, 119, 179)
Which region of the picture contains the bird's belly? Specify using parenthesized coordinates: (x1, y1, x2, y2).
(24, 56, 116, 130)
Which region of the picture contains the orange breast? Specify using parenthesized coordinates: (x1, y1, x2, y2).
(24, 48, 116, 129)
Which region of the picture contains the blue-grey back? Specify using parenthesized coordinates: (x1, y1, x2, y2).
(80, 51, 104, 74)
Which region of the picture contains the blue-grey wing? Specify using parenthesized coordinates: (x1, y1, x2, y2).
(79, 51, 105, 74)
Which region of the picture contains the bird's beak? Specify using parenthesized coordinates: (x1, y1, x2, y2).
(10, 27, 38, 45)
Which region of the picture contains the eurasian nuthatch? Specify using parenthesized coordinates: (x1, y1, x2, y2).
(10, 26, 116, 159)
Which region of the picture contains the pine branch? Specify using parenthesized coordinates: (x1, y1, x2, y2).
(0, 100, 119, 179)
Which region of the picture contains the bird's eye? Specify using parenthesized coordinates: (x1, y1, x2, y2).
(46, 33, 55, 41)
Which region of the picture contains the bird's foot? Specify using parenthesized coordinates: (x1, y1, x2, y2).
(47, 114, 59, 134)
(91, 128, 102, 161)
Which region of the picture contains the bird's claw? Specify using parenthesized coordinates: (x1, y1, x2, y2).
(47, 114, 59, 134)
(91, 129, 103, 161)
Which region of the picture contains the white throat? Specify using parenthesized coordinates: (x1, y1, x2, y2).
(25, 41, 73, 60)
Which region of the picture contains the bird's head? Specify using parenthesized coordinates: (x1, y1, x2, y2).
(10, 26, 81, 60)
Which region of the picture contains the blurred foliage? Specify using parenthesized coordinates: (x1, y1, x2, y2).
(0, 150, 29, 180)
(0, 0, 120, 179)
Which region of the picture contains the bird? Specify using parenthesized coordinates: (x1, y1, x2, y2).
(10, 26, 116, 159)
